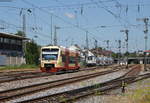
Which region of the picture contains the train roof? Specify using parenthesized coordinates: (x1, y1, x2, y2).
(41, 45, 60, 49)
(41, 45, 78, 53)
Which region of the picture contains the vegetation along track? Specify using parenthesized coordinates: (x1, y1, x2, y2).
(0, 65, 126, 83)
(0, 65, 129, 102)
(18, 65, 145, 103)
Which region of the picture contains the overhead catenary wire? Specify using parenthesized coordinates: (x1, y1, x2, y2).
(21, 0, 104, 44)
(92, 0, 133, 28)
(54, 0, 80, 27)
(1, 0, 148, 49)
(0, 3, 146, 27)
(0, 22, 50, 43)
(0, 8, 50, 39)
(1, 2, 150, 11)
(0, 18, 52, 40)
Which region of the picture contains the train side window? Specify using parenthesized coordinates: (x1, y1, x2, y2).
(62, 55, 66, 62)
(70, 56, 75, 64)
(77, 57, 80, 62)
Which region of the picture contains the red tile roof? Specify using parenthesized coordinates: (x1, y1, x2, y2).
(144, 50, 150, 53)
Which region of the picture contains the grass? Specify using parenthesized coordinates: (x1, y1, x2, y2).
(139, 94, 150, 103)
(0, 64, 38, 70)
(133, 87, 150, 103)
(126, 79, 150, 103)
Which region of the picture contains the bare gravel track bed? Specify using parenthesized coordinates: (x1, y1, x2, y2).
(6, 70, 128, 103)
(75, 70, 150, 103)
(0, 67, 115, 91)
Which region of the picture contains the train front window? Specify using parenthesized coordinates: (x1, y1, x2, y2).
(88, 56, 93, 60)
(42, 48, 59, 52)
(42, 54, 58, 60)
(42, 48, 59, 60)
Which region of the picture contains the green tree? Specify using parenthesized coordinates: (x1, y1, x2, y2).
(15, 31, 25, 37)
(25, 40, 40, 65)
(111, 52, 118, 58)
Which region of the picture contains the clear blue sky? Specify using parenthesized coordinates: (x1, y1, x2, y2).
(0, 0, 150, 53)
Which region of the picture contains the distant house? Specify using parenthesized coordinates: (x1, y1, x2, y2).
(91, 48, 113, 57)
(0, 32, 28, 65)
(144, 50, 150, 55)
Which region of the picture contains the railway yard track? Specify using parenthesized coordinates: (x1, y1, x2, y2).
(0, 65, 140, 103)
(17, 65, 147, 103)
(0, 65, 127, 83)
(19, 73, 150, 103)
(0, 66, 122, 102)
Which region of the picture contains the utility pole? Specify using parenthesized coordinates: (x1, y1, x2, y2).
(116, 40, 121, 65)
(86, 31, 89, 50)
(21, 9, 31, 37)
(137, 18, 149, 71)
(106, 40, 110, 50)
(94, 39, 98, 49)
(104, 40, 110, 56)
(54, 25, 60, 46)
(21, 12, 27, 64)
(120, 29, 129, 69)
(118, 40, 121, 65)
(94, 39, 98, 57)
(71, 38, 74, 45)
(85, 31, 89, 65)
(22, 14, 26, 37)
(50, 15, 53, 45)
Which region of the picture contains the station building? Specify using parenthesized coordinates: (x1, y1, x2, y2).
(0, 32, 27, 65)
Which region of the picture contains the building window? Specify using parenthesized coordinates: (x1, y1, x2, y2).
(0, 37, 3, 43)
(17, 40, 22, 45)
(3, 38, 10, 43)
(11, 39, 17, 44)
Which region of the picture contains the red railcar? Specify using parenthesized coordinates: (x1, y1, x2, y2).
(40, 46, 80, 72)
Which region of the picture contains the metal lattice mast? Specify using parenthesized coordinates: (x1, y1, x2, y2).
(86, 31, 89, 50)
(121, 29, 129, 69)
(137, 18, 149, 71)
(22, 14, 26, 37)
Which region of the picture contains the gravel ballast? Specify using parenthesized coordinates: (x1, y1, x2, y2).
(6, 69, 128, 103)
(0, 67, 115, 91)
(75, 69, 150, 103)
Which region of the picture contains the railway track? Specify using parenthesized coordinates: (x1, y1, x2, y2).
(0, 65, 138, 102)
(0, 65, 127, 103)
(16, 65, 145, 103)
(0, 66, 106, 77)
(0, 65, 126, 83)
(0, 72, 52, 83)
